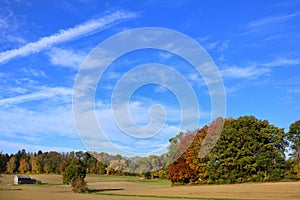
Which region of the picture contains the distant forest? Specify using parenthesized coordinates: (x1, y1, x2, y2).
(1, 116, 299, 184)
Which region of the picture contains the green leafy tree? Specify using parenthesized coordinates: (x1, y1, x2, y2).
(210, 116, 286, 183)
(62, 164, 88, 193)
(62, 164, 86, 185)
(95, 160, 107, 174)
(0, 153, 9, 173)
(166, 132, 184, 162)
(43, 151, 62, 174)
(287, 120, 300, 178)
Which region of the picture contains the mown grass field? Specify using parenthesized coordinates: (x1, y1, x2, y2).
(0, 174, 300, 200)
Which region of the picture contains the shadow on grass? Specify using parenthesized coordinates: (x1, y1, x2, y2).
(88, 188, 124, 193)
(0, 188, 22, 191)
(88, 188, 238, 199)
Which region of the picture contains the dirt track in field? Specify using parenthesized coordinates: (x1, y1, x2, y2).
(1, 174, 299, 200)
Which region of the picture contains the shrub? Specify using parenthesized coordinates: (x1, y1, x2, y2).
(71, 178, 88, 193)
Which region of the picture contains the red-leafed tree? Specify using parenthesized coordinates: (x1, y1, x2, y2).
(167, 157, 196, 184)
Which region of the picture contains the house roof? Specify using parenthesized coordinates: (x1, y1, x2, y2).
(15, 175, 31, 179)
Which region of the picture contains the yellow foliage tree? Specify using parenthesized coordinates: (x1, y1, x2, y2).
(19, 158, 29, 174)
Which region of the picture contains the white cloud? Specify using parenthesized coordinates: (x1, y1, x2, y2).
(154, 85, 169, 93)
(47, 47, 86, 69)
(221, 57, 300, 80)
(0, 140, 78, 153)
(262, 58, 300, 67)
(74, 99, 204, 155)
(0, 2, 26, 46)
(0, 105, 76, 140)
(0, 86, 72, 106)
(20, 68, 46, 78)
(187, 73, 205, 87)
(243, 13, 298, 35)
(0, 11, 137, 64)
(245, 13, 298, 31)
(159, 52, 173, 60)
(221, 65, 270, 79)
(0, 93, 204, 156)
(104, 71, 122, 80)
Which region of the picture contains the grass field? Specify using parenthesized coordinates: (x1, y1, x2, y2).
(1, 174, 300, 200)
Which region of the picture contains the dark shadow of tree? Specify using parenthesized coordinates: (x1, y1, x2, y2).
(88, 188, 124, 193)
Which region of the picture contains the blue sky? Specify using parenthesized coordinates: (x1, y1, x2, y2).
(0, 0, 300, 156)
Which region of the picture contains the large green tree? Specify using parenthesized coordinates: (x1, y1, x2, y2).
(62, 164, 88, 193)
(210, 116, 287, 183)
(62, 164, 86, 185)
(287, 120, 300, 178)
(0, 153, 9, 173)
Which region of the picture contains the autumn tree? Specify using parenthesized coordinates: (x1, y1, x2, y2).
(167, 157, 196, 184)
(30, 156, 43, 174)
(71, 177, 88, 193)
(108, 159, 128, 174)
(18, 158, 29, 174)
(6, 156, 16, 174)
(59, 160, 68, 174)
(183, 126, 210, 184)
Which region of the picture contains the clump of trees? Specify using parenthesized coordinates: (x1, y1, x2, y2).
(167, 116, 299, 184)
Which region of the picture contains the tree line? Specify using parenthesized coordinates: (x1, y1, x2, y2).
(0, 116, 299, 185)
(0, 150, 107, 175)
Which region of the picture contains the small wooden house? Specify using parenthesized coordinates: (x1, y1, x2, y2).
(14, 175, 36, 184)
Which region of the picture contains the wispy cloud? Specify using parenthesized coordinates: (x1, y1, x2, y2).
(0, 105, 76, 140)
(0, 140, 77, 153)
(47, 47, 86, 69)
(262, 58, 300, 67)
(221, 57, 300, 80)
(0, 11, 137, 64)
(20, 68, 46, 78)
(270, 1, 300, 8)
(201, 39, 229, 62)
(221, 65, 270, 79)
(245, 13, 298, 31)
(0, 87, 72, 106)
(0, 1, 26, 46)
(75, 99, 202, 155)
